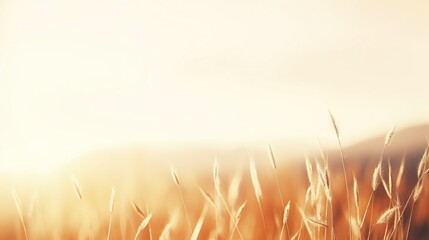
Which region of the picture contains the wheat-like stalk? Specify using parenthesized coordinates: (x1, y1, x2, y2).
(396, 157, 405, 190)
(269, 144, 285, 207)
(279, 201, 291, 240)
(229, 201, 246, 240)
(372, 160, 382, 191)
(199, 187, 216, 207)
(160, 211, 179, 240)
(249, 160, 268, 238)
(190, 205, 208, 240)
(385, 126, 396, 146)
(132, 201, 145, 218)
(12, 190, 28, 240)
(212, 159, 221, 239)
(405, 152, 427, 240)
(377, 206, 400, 224)
(228, 172, 241, 208)
(250, 160, 262, 201)
(170, 165, 192, 234)
(71, 175, 83, 201)
(353, 175, 361, 226)
(297, 206, 314, 239)
(389, 151, 429, 239)
(133, 213, 152, 240)
(107, 187, 116, 240)
(329, 111, 352, 240)
(417, 148, 427, 178)
(380, 161, 392, 199)
(159, 221, 173, 240)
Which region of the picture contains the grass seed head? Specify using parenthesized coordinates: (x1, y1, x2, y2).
(418, 148, 428, 178)
(170, 165, 180, 186)
(372, 160, 382, 191)
(283, 201, 291, 225)
(109, 187, 116, 214)
(132, 201, 145, 218)
(249, 160, 262, 201)
(396, 157, 405, 189)
(385, 126, 396, 146)
(71, 175, 83, 201)
(329, 111, 340, 138)
(268, 144, 277, 170)
(377, 206, 400, 224)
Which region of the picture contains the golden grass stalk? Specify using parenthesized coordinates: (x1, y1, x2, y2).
(376, 206, 400, 224)
(413, 180, 424, 202)
(249, 160, 268, 238)
(384, 126, 396, 146)
(316, 161, 331, 201)
(159, 222, 173, 240)
(170, 166, 180, 186)
(228, 172, 241, 208)
(229, 201, 246, 240)
(389, 152, 429, 239)
(329, 111, 352, 240)
(406, 153, 427, 240)
(131, 201, 145, 218)
(380, 162, 392, 199)
(235, 201, 246, 223)
(405, 199, 417, 240)
(213, 159, 220, 194)
(329, 111, 340, 138)
(211, 160, 244, 239)
(297, 186, 311, 240)
(133, 213, 152, 240)
(268, 144, 277, 171)
(353, 175, 360, 226)
(279, 201, 291, 240)
(388, 158, 393, 200)
(199, 187, 216, 207)
(361, 160, 382, 231)
(170, 165, 192, 234)
(12, 190, 28, 240)
(316, 157, 334, 239)
(363, 162, 381, 239)
(396, 157, 405, 190)
(212, 159, 221, 239)
(372, 160, 382, 191)
(351, 217, 361, 239)
(71, 175, 83, 201)
(417, 148, 427, 178)
(305, 156, 313, 189)
(306, 215, 328, 228)
(160, 211, 179, 240)
(269, 144, 285, 206)
(125, 208, 140, 240)
(107, 187, 116, 240)
(250, 160, 262, 201)
(190, 205, 208, 240)
(297, 206, 313, 239)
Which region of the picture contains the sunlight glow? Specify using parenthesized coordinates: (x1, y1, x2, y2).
(1, 0, 429, 168)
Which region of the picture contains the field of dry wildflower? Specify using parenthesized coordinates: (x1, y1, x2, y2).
(2, 123, 429, 240)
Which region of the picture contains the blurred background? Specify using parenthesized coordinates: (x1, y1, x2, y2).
(1, 0, 429, 239)
(1, 0, 429, 170)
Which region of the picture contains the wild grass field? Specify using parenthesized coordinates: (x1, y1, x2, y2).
(2, 121, 429, 240)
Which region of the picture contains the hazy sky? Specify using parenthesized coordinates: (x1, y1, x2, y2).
(1, 0, 429, 166)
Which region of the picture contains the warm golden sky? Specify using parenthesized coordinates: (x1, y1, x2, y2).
(1, 0, 429, 167)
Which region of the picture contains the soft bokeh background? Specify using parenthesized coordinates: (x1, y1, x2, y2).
(1, 0, 429, 171)
(2, 1, 429, 239)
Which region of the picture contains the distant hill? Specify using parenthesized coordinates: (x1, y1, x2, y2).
(343, 124, 429, 161)
(66, 124, 429, 186)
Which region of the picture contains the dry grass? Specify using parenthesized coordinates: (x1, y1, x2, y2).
(3, 127, 429, 239)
